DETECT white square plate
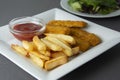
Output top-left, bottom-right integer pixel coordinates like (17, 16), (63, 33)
(0, 8), (120, 80)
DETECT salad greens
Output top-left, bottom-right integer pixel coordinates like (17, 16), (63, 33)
(68, 0), (120, 14)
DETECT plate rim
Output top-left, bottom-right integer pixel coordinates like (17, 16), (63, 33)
(60, 0), (120, 18)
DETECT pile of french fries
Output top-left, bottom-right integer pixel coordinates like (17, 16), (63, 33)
(11, 34), (80, 70)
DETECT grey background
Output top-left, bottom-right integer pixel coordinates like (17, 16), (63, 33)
(0, 0), (120, 80)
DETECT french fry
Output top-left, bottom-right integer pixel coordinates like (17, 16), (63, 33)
(45, 36), (73, 56)
(39, 50), (51, 57)
(11, 44), (29, 57)
(72, 46), (80, 55)
(45, 34), (70, 47)
(30, 42), (38, 51)
(57, 38), (70, 47)
(22, 40), (34, 51)
(29, 51), (50, 60)
(45, 34), (76, 45)
(44, 56), (68, 70)
(63, 49), (73, 57)
(33, 36), (47, 51)
(41, 38), (63, 51)
(29, 53), (44, 68)
(51, 51), (67, 58)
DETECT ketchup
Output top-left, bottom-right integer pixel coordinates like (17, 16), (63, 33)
(14, 23), (41, 32)
(12, 23), (42, 41)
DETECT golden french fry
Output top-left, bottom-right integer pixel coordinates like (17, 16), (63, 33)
(39, 50), (51, 57)
(45, 33), (76, 45)
(29, 51), (50, 60)
(11, 44), (29, 57)
(51, 51), (67, 58)
(72, 46), (80, 55)
(41, 38), (63, 51)
(44, 56), (68, 70)
(29, 53), (44, 68)
(33, 36), (47, 51)
(63, 49), (73, 57)
(45, 36), (73, 56)
(56, 38), (70, 47)
(22, 40), (34, 51)
(30, 42), (38, 51)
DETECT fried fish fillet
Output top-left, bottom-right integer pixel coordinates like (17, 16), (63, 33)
(45, 25), (70, 34)
(70, 28), (101, 46)
(47, 20), (87, 28)
(73, 36), (91, 52)
(86, 33), (101, 46)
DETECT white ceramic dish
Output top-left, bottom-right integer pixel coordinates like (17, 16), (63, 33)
(0, 8), (120, 80)
(60, 0), (120, 18)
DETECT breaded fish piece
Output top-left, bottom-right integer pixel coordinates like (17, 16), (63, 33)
(73, 36), (91, 52)
(70, 28), (101, 46)
(86, 33), (101, 46)
(45, 25), (70, 34)
(70, 28), (89, 37)
(47, 20), (87, 28)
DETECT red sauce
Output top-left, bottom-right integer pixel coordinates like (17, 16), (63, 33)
(12, 23), (42, 41)
(14, 23), (41, 32)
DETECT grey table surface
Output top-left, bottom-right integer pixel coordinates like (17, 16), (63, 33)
(0, 0), (120, 80)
